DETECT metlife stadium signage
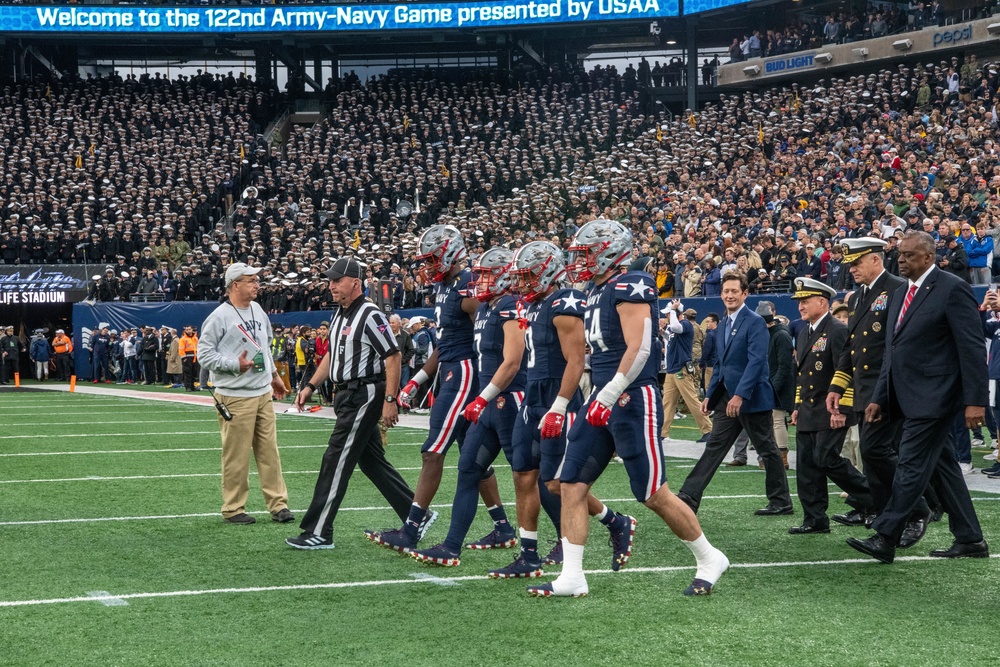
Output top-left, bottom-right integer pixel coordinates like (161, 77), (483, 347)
(0, 1), (683, 34)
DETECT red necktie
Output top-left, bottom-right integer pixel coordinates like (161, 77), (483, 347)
(895, 284), (918, 331)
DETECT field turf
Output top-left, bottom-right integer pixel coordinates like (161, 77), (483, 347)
(0, 388), (997, 666)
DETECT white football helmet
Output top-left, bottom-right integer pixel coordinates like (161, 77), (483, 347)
(470, 248), (514, 302)
(510, 241), (567, 303)
(415, 224), (467, 283)
(567, 219), (633, 282)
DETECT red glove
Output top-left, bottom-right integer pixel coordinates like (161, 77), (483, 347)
(463, 396), (488, 424)
(398, 380), (420, 408)
(540, 411), (565, 439)
(586, 401), (612, 428)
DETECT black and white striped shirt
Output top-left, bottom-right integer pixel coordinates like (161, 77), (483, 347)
(328, 296), (399, 383)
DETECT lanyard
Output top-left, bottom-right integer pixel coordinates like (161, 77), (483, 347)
(230, 303), (260, 348)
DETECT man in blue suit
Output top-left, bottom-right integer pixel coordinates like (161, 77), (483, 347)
(678, 272), (792, 515)
(849, 231), (989, 563)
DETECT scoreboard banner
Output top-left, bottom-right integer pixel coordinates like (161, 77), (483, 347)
(0, 1), (681, 34)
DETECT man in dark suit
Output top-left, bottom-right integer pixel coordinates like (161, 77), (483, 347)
(827, 238), (937, 547)
(788, 278), (873, 534)
(848, 232), (989, 563)
(678, 272), (792, 515)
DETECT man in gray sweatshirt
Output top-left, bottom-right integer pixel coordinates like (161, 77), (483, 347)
(198, 262), (294, 526)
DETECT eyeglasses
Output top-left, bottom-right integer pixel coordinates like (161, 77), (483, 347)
(238, 278), (261, 284)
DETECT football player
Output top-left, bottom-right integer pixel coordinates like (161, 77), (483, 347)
(411, 248), (525, 567)
(528, 220), (729, 598)
(365, 225), (510, 553)
(495, 240), (634, 580)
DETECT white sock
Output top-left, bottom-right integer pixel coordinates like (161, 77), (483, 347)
(561, 537), (586, 578)
(595, 505), (609, 521)
(683, 533), (729, 584)
(519, 527), (538, 540)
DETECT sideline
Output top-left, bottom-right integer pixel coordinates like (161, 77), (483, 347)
(1, 554), (996, 609)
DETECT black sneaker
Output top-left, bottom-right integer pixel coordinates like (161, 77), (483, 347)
(286, 532), (334, 550)
(272, 508), (295, 523)
(980, 462), (1000, 475)
(223, 513), (256, 525)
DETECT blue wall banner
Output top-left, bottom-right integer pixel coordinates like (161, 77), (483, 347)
(0, 1), (679, 34)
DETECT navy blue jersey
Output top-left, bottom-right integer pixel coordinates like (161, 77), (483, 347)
(473, 295), (526, 393)
(524, 287), (586, 382)
(584, 271), (660, 388)
(665, 317), (694, 374)
(433, 268), (475, 363)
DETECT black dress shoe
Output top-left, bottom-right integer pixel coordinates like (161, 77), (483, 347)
(929, 508), (944, 522)
(675, 491), (698, 513)
(898, 513), (931, 549)
(929, 540), (990, 559)
(788, 524), (830, 534)
(846, 533), (895, 564)
(755, 503), (794, 516)
(696, 434), (710, 443)
(832, 509), (867, 527)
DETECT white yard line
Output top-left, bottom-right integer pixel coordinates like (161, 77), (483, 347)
(1, 553), (995, 609)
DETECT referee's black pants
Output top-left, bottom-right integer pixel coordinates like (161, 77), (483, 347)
(299, 381), (414, 539)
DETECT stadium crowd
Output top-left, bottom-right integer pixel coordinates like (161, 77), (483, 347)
(727, 1), (1000, 63)
(4, 43), (1000, 311)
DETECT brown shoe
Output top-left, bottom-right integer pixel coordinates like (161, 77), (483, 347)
(757, 459), (765, 469)
(724, 459), (747, 467)
(223, 513), (256, 525)
(780, 449), (790, 470)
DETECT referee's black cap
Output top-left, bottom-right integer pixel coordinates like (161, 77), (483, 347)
(323, 257), (364, 280)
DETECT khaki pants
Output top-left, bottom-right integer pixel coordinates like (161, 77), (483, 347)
(662, 368), (712, 438)
(217, 392), (289, 518)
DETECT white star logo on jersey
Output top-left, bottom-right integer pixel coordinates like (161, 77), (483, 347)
(561, 294), (582, 311)
(629, 282), (651, 297)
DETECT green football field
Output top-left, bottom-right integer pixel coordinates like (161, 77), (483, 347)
(1, 388), (998, 667)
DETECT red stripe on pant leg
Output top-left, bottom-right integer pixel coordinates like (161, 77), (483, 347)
(429, 360), (473, 453)
(645, 386), (661, 499)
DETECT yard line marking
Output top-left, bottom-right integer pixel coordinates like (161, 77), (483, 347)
(2, 554), (995, 608)
(408, 573), (460, 587)
(0, 496), (805, 527)
(0, 465), (483, 484)
(0, 428), (335, 440)
(5, 419), (220, 427)
(86, 591), (128, 607)
(0, 445), (329, 458)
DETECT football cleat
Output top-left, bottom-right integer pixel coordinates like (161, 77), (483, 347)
(411, 543), (462, 567)
(526, 579), (588, 598)
(488, 555), (544, 579)
(465, 528), (517, 550)
(364, 528), (417, 554)
(417, 510), (439, 542)
(608, 513), (637, 571)
(542, 540), (563, 565)
(683, 578), (716, 596)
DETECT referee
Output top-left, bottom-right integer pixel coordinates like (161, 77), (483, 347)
(286, 257), (416, 550)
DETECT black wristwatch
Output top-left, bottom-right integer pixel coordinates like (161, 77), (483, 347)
(304, 382), (317, 392)
(385, 394), (396, 403)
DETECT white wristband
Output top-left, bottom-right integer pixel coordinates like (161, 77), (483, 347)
(479, 383), (502, 403)
(412, 369), (430, 386)
(548, 395), (570, 415)
(596, 373), (630, 407)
